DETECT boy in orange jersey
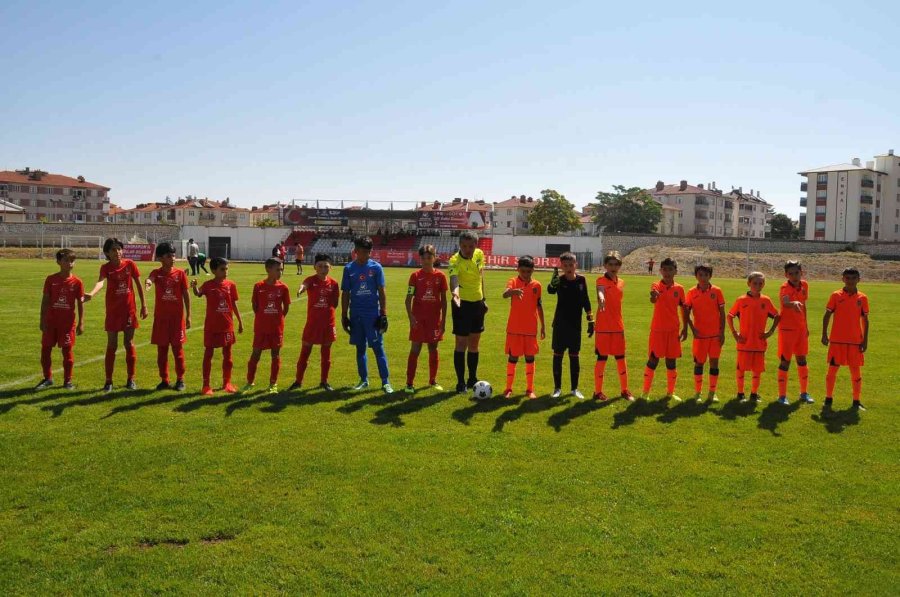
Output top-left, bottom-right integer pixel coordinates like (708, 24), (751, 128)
(502, 256), (545, 399)
(641, 258), (688, 401)
(86, 237), (148, 393)
(727, 272), (779, 403)
(821, 267), (869, 412)
(191, 257), (244, 396)
(242, 258), (291, 394)
(35, 249), (85, 390)
(593, 251), (633, 402)
(684, 264), (726, 403)
(404, 245), (448, 393)
(290, 253), (341, 391)
(776, 260), (814, 405)
(145, 242), (191, 391)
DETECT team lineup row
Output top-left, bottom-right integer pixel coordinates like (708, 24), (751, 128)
(35, 234), (870, 412)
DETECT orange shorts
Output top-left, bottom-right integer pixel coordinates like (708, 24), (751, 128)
(692, 337), (722, 363)
(778, 329), (809, 361)
(595, 332), (626, 356)
(253, 332), (284, 350)
(506, 333), (539, 357)
(737, 351), (766, 373)
(649, 330), (681, 359)
(827, 343), (864, 367)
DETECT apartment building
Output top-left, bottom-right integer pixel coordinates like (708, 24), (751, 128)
(649, 180), (770, 238)
(113, 198), (251, 226)
(491, 195), (537, 234)
(0, 168), (110, 223)
(799, 151), (900, 241)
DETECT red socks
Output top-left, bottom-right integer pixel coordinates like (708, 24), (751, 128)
(709, 370), (718, 393)
(173, 344), (185, 381)
(41, 346), (52, 380)
(825, 365), (838, 397)
(428, 350), (438, 385)
(694, 372), (703, 394)
(406, 353), (418, 386)
(104, 346), (116, 384)
(616, 358), (628, 392)
(295, 344), (313, 385)
(247, 354), (260, 384)
(642, 366), (654, 394)
(666, 368), (677, 395)
(157, 345), (170, 383)
(777, 369), (788, 397)
(525, 361), (535, 391)
(125, 344), (136, 380)
(270, 356), (280, 386)
(222, 345), (233, 386)
(505, 362), (516, 391)
(594, 359), (606, 394)
(736, 371), (746, 394)
(849, 364), (862, 400)
(798, 364), (809, 394)
(202, 348), (213, 387)
(751, 373), (761, 394)
(320, 345), (331, 384)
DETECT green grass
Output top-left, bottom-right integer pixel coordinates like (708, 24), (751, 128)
(0, 258), (898, 594)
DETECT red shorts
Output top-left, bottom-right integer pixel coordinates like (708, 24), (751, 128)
(778, 329), (809, 361)
(105, 309), (138, 332)
(595, 332), (626, 356)
(692, 337), (722, 363)
(42, 325), (76, 349)
(737, 351), (766, 373)
(827, 343), (864, 367)
(506, 333), (539, 357)
(649, 330), (682, 359)
(410, 318), (443, 344)
(151, 318), (186, 346)
(204, 330), (235, 348)
(253, 332), (284, 350)
(302, 322), (337, 345)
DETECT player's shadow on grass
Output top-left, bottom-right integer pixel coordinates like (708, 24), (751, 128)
(174, 392), (242, 413)
(451, 396), (521, 426)
(611, 396), (670, 429)
(492, 394), (568, 432)
(0, 387), (58, 400)
(336, 390), (404, 415)
(41, 389), (155, 418)
(0, 389), (94, 415)
(715, 397), (758, 421)
(810, 406), (860, 434)
(656, 397), (710, 424)
(547, 397), (618, 432)
(103, 391), (197, 418)
(756, 401), (801, 436)
(370, 390), (455, 427)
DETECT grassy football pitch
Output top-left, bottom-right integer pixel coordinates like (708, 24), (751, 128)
(0, 258), (897, 594)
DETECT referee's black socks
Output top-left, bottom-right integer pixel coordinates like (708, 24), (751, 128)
(466, 352), (479, 386)
(454, 351), (466, 385)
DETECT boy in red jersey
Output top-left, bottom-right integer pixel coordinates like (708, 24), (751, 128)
(86, 237), (147, 392)
(145, 242), (191, 391)
(594, 251), (633, 402)
(821, 267), (869, 412)
(242, 258), (291, 394)
(404, 244), (448, 393)
(641, 258), (688, 401)
(289, 253), (340, 391)
(502, 256), (545, 399)
(727, 272), (779, 403)
(35, 249), (85, 390)
(192, 257), (244, 395)
(684, 264), (726, 403)
(776, 260), (814, 405)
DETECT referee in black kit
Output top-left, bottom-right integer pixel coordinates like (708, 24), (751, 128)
(547, 252), (593, 399)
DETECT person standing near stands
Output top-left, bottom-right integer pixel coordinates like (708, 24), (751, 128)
(187, 238), (200, 276)
(448, 230), (486, 394)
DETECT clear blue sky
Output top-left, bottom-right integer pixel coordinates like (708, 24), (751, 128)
(2, 0), (898, 218)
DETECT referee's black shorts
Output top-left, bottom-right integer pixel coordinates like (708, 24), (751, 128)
(452, 299), (486, 336)
(552, 324), (582, 354)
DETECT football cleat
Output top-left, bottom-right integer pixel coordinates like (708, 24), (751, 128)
(34, 378), (54, 390)
(572, 389), (585, 400)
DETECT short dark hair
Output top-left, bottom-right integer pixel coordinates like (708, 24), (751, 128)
(56, 248), (76, 262)
(660, 257), (677, 269)
(155, 242), (175, 258)
(314, 253), (331, 264)
(517, 255), (535, 268)
(419, 244), (436, 257)
(103, 237), (124, 254)
(784, 260), (802, 272)
(842, 267), (861, 278)
(559, 252), (576, 263)
(459, 230), (478, 244)
(188, 238), (194, 243)
(210, 256), (228, 270)
(353, 236), (373, 250)
(603, 251), (622, 265)
(694, 263), (713, 276)
(264, 257), (283, 270)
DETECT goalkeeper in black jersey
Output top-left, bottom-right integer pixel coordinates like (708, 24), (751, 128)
(547, 252), (594, 398)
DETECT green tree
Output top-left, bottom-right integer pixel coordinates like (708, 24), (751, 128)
(590, 185), (662, 233)
(769, 213), (799, 239)
(526, 189), (582, 235)
(255, 218), (279, 228)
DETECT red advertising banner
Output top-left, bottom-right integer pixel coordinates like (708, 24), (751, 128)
(360, 251), (558, 269)
(485, 254), (560, 269)
(123, 243), (155, 261)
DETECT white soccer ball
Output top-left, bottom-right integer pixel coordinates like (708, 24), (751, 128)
(472, 380), (493, 400)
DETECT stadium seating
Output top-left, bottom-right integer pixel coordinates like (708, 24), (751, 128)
(283, 230), (316, 251)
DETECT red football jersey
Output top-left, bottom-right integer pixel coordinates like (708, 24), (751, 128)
(407, 269), (447, 321)
(100, 259), (140, 317)
(252, 280), (291, 335)
(43, 273), (84, 328)
(149, 267), (188, 320)
(303, 275), (339, 327)
(198, 279), (239, 334)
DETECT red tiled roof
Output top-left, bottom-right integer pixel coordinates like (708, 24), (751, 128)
(417, 201), (491, 212)
(0, 170), (109, 190)
(493, 197), (538, 208)
(647, 183), (716, 196)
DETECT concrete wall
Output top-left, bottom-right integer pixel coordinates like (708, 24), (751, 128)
(0, 222), (179, 246)
(181, 225), (292, 261)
